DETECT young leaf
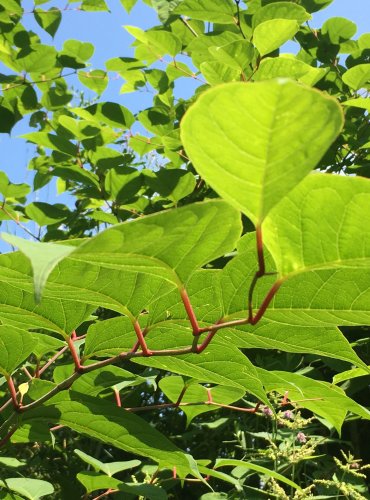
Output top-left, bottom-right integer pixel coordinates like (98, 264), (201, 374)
(181, 80), (343, 225)
(75, 449), (141, 476)
(1, 234), (75, 302)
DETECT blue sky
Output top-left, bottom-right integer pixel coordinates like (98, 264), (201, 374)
(0, 0), (369, 248)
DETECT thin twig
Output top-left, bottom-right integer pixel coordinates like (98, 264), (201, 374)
(0, 205), (41, 241)
(180, 16), (199, 37)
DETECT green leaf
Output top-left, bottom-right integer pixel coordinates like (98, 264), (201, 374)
(214, 459), (301, 491)
(254, 19), (300, 57)
(138, 106), (174, 135)
(105, 166), (142, 203)
(69, 200), (241, 286)
(53, 363), (145, 396)
(187, 31), (239, 68)
(125, 26), (181, 58)
(208, 40), (255, 71)
(81, 0), (109, 11)
(0, 325), (34, 376)
(32, 333), (65, 360)
(15, 44), (57, 74)
(342, 63), (370, 90)
(253, 56), (327, 86)
(118, 483), (168, 500)
(152, 0), (182, 22)
(321, 16), (357, 44)
(25, 202), (70, 226)
(1, 234), (75, 302)
(21, 132), (78, 157)
(174, 0), (235, 23)
(181, 80), (343, 225)
(120, 0), (137, 13)
(200, 61), (240, 85)
(75, 449), (141, 476)
(299, 0), (334, 12)
(34, 7), (62, 37)
(74, 102), (135, 130)
(78, 70), (108, 95)
(0, 457), (26, 468)
(0, 100), (16, 133)
(333, 367), (370, 385)
(58, 39), (94, 69)
(146, 168), (196, 202)
(58, 116), (101, 140)
(253, 2), (311, 27)
(76, 472), (120, 494)
(342, 98), (370, 112)
(0, 478), (54, 500)
(263, 174), (370, 276)
(22, 391), (194, 476)
(0, 172), (30, 199)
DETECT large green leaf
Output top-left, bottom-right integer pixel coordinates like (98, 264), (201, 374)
(68, 200), (241, 286)
(220, 232), (370, 328)
(22, 391), (195, 476)
(263, 174), (370, 276)
(181, 80), (343, 225)
(2, 201), (240, 301)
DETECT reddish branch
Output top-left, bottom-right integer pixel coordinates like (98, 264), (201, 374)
(0, 225), (283, 442)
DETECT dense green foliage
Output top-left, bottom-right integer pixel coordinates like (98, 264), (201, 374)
(0, 0), (370, 498)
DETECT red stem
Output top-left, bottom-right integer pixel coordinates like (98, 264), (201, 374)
(133, 320), (152, 356)
(67, 335), (81, 371)
(113, 387), (122, 407)
(130, 327), (148, 353)
(250, 279), (283, 325)
(6, 376), (19, 410)
(180, 287), (199, 334)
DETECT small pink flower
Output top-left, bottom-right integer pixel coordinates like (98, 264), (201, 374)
(283, 410), (293, 420)
(263, 406), (273, 417)
(296, 432), (307, 444)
